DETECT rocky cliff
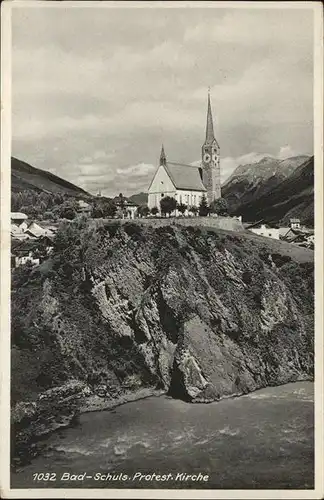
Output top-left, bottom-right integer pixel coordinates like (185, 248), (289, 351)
(11, 219), (314, 464)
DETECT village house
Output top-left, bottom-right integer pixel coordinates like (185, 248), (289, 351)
(11, 212), (29, 234)
(11, 240), (40, 268)
(11, 224), (31, 240)
(279, 219), (307, 240)
(11, 212), (28, 226)
(24, 221), (55, 239)
(279, 218), (314, 248)
(11, 237), (54, 269)
(114, 198), (138, 219)
(77, 199), (92, 216)
(247, 217), (314, 248)
(290, 218), (301, 230)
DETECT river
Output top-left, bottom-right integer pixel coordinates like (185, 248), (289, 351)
(12, 381), (314, 490)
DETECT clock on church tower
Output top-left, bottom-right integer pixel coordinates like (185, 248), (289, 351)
(201, 91), (221, 204)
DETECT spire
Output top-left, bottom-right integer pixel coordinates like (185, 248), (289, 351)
(205, 89), (215, 144)
(160, 144), (166, 166)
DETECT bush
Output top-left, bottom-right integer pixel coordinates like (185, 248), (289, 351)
(123, 222), (145, 241)
(210, 197), (228, 215)
(105, 222), (120, 237)
(199, 195), (210, 216)
(177, 203), (187, 215)
(160, 196), (176, 216)
(189, 206), (198, 216)
(137, 205), (150, 217)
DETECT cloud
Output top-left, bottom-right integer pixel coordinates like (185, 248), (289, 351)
(116, 163), (155, 177)
(277, 145), (298, 159)
(11, 6), (314, 197)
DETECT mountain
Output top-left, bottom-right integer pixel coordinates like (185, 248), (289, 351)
(222, 155), (310, 213)
(128, 192), (148, 206)
(236, 156), (314, 226)
(11, 157), (90, 197)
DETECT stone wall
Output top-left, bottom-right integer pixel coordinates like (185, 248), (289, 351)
(114, 216), (245, 232)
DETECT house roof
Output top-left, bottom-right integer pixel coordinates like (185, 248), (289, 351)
(11, 232), (30, 241)
(11, 224), (23, 234)
(11, 212), (28, 220)
(11, 239), (40, 255)
(25, 222), (54, 238)
(164, 162), (207, 192)
(250, 224), (278, 231)
(278, 227), (291, 238)
(78, 200), (91, 208)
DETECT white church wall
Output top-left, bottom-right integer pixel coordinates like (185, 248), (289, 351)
(148, 165), (177, 209)
(175, 190), (205, 208)
(148, 165), (206, 213)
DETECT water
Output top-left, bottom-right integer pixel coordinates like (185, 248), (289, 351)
(12, 382), (314, 489)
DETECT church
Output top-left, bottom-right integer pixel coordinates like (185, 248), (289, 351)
(147, 91), (221, 213)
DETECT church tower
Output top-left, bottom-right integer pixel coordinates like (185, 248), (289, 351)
(202, 90), (221, 203)
(160, 144), (167, 166)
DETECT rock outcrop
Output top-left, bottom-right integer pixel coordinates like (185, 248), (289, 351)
(11, 220), (314, 464)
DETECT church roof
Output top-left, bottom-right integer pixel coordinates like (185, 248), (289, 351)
(164, 162), (206, 192)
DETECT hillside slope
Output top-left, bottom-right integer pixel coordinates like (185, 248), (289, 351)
(222, 155), (309, 213)
(11, 221), (314, 464)
(11, 157), (90, 197)
(236, 156), (314, 225)
(128, 192), (148, 206)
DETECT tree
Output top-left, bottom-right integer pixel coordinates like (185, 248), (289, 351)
(160, 196), (177, 216)
(117, 193), (127, 219)
(53, 200), (78, 220)
(103, 201), (117, 218)
(137, 205), (150, 217)
(199, 195), (210, 216)
(210, 197), (229, 216)
(91, 203), (104, 219)
(176, 203), (187, 215)
(54, 194), (64, 205)
(118, 193), (125, 208)
(141, 206), (150, 217)
(189, 206), (198, 216)
(151, 206), (159, 216)
(43, 211), (56, 221)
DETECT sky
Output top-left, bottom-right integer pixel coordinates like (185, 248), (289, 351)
(11, 4), (314, 197)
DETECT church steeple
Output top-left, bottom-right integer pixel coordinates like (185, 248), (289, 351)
(160, 144), (166, 166)
(201, 89), (221, 203)
(205, 89), (215, 145)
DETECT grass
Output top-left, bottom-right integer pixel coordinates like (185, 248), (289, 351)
(195, 225), (314, 264)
